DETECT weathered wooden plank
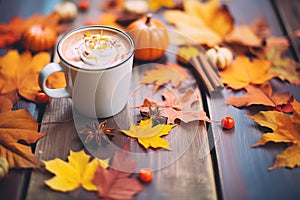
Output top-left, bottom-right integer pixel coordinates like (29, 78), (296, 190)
(26, 98), (88, 200)
(271, 0), (300, 61)
(208, 0), (300, 199)
(26, 64), (217, 200)
(26, 0), (218, 198)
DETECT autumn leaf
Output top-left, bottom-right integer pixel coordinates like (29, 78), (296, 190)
(219, 55), (275, 90)
(225, 18), (289, 49)
(270, 144), (300, 171)
(0, 92), (15, 112)
(133, 89), (210, 124)
(249, 18), (289, 49)
(264, 47), (300, 85)
(164, 0), (234, 46)
(0, 110), (45, 168)
(225, 25), (262, 47)
(247, 100), (300, 170)
(0, 13), (65, 48)
(44, 150), (109, 192)
(226, 82), (293, 113)
(250, 18), (270, 38)
(120, 119), (176, 150)
(93, 149), (145, 200)
(0, 50), (65, 103)
(148, 0), (175, 11)
(140, 63), (189, 93)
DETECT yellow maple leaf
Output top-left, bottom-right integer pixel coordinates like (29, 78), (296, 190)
(148, 0), (175, 11)
(164, 0), (234, 46)
(219, 55), (275, 90)
(44, 150), (109, 192)
(247, 100), (300, 170)
(120, 119), (176, 150)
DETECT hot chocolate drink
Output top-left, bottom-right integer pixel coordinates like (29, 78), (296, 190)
(39, 26), (134, 118)
(59, 26), (132, 70)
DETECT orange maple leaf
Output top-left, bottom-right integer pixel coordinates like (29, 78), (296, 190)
(0, 13), (65, 48)
(226, 82), (293, 113)
(219, 55), (276, 90)
(0, 110), (45, 168)
(140, 63), (189, 93)
(0, 50), (65, 103)
(247, 100), (300, 170)
(164, 0), (234, 46)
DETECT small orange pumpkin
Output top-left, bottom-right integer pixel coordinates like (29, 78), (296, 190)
(21, 25), (57, 52)
(127, 14), (169, 61)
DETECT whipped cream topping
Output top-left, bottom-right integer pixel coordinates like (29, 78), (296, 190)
(75, 30), (127, 67)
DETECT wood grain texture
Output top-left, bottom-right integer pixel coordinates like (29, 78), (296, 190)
(207, 0), (300, 199)
(26, 64), (217, 200)
(26, 98), (88, 200)
(272, 0), (300, 61)
(25, 0), (217, 199)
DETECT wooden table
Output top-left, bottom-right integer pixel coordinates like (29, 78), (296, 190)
(0, 0), (300, 200)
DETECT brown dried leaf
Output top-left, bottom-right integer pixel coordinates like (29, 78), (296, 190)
(226, 82), (293, 113)
(134, 89), (210, 124)
(93, 149), (145, 199)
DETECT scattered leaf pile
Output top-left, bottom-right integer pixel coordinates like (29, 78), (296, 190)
(44, 149), (145, 199)
(44, 150), (109, 192)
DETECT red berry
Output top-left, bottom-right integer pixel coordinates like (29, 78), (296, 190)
(78, 0), (89, 11)
(221, 116), (235, 129)
(35, 92), (50, 104)
(139, 168), (153, 183)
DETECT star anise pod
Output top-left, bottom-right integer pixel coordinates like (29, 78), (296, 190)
(140, 107), (168, 126)
(78, 120), (115, 146)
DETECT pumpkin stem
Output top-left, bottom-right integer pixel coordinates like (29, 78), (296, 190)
(145, 13), (152, 26)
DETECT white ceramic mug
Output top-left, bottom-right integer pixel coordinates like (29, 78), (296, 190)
(39, 26), (134, 118)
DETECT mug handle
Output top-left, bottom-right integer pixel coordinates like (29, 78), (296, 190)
(38, 63), (71, 98)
